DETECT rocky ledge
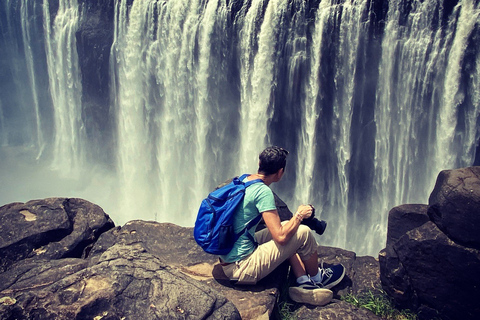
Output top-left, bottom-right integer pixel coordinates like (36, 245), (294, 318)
(0, 199), (381, 319)
(1, 166), (479, 319)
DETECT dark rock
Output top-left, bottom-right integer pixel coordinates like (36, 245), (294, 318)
(386, 204), (430, 246)
(351, 256), (381, 296)
(428, 166), (480, 249)
(295, 299), (382, 320)
(380, 167), (480, 320)
(0, 198), (114, 272)
(380, 221), (480, 320)
(317, 246), (381, 298)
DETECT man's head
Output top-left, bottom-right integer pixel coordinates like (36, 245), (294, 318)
(258, 146), (289, 176)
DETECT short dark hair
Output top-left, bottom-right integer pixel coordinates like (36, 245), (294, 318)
(258, 146), (289, 175)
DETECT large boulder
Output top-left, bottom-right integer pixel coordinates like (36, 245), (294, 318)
(0, 198), (114, 272)
(380, 167), (480, 320)
(428, 166), (480, 249)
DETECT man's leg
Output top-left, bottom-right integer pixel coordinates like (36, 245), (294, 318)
(228, 224), (318, 284)
(289, 250), (319, 279)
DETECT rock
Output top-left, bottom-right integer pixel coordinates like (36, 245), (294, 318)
(386, 204), (430, 246)
(0, 243), (239, 319)
(89, 220), (284, 320)
(0, 198), (114, 272)
(295, 299), (382, 320)
(380, 168), (480, 320)
(0, 196), (384, 320)
(428, 166), (480, 249)
(317, 246), (381, 298)
(381, 221), (480, 320)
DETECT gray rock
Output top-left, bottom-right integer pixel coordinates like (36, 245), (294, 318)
(0, 196), (385, 320)
(90, 220), (284, 320)
(0, 243), (239, 319)
(428, 166), (480, 250)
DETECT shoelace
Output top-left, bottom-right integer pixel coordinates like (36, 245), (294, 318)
(319, 262), (333, 282)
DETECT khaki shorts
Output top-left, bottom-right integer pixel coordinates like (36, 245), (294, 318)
(222, 223), (317, 285)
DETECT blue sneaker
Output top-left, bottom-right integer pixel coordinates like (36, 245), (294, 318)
(314, 263), (345, 289)
(288, 279), (333, 306)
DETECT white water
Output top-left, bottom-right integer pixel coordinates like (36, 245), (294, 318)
(373, 0), (480, 252)
(294, 0), (371, 252)
(1, 0), (479, 256)
(437, 0), (480, 169)
(43, 0), (85, 175)
(21, 0), (45, 158)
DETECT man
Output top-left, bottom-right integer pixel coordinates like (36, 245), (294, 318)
(220, 146), (345, 305)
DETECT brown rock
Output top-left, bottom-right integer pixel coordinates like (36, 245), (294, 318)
(386, 204), (430, 246)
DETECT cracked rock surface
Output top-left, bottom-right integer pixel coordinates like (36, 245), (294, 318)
(0, 198), (240, 319)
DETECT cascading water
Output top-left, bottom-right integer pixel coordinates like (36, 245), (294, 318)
(20, 0), (45, 158)
(43, 0), (85, 175)
(372, 0), (480, 253)
(0, 0), (479, 256)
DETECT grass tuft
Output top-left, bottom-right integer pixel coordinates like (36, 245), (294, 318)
(341, 289), (418, 320)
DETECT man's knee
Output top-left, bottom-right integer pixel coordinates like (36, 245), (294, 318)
(297, 224), (313, 240)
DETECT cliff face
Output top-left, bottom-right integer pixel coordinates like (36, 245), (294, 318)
(76, 0), (116, 162)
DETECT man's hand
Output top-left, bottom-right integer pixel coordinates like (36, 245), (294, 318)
(295, 205), (313, 219)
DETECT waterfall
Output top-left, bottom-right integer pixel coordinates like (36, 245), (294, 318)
(20, 0), (45, 158)
(43, 0), (84, 174)
(294, 0), (372, 252)
(0, 0), (479, 256)
(238, 0), (291, 170)
(373, 0), (480, 252)
(437, 0), (480, 169)
(111, 0), (238, 222)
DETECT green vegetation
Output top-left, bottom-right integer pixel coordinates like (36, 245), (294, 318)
(341, 289), (418, 320)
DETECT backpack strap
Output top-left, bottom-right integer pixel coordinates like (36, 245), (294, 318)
(232, 174), (264, 247)
(236, 173), (263, 187)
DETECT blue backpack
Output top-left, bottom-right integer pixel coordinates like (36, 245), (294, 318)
(194, 174), (263, 255)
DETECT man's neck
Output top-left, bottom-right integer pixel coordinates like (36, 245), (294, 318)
(249, 173), (275, 186)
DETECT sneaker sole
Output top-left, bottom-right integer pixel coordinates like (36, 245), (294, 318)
(288, 287), (333, 306)
(322, 266), (346, 289)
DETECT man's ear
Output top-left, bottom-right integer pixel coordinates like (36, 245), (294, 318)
(276, 168), (285, 180)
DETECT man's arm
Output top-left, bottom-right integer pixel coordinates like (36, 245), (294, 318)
(262, 205), (312, 245)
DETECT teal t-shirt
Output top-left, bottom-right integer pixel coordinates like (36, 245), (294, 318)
(219, 177), (276, 263)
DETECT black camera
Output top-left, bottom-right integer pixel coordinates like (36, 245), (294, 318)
(301, 205), (327, 235)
